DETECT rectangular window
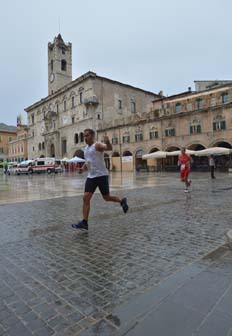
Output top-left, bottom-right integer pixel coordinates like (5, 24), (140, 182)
(131, 101), (136, 113)
(56, 104), (59, 113)
(0, 136), (2, 142)
(197, 99), (203, 110)
(222, 92), (229, 104)
(72, 116), (75, 124)
(37, 161), (45, 166)
(197, 124), (202, 133)
(64, 101), (66, 111)
(175, 103), (181, 113)
(123, 136), (130, 143)
(0, 148), (3, 154)
(112, 137), (118, 145)
(221, 120), (226, 130)
(165, 128), (175, 137)
(118, 100), (122, 109)
(9, 137), (12, 142)
(190, 125), (201, 134)
(149, 131), (158, 139)
(80, 92), (83, 104)
(71, 96), (75, 108)
(135, 133), (143, 142)
(187, 103), (192, 111)
(213, 121), (226, 131)
(31, 114), (34, 124)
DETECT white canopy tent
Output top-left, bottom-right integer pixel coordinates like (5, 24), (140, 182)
(142, 151), (167, 160)
(194, 147), (232, 156)
(166, 149), (196, 156)
(67, 156), (85, 163)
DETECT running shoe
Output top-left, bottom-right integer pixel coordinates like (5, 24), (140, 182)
(184, 189), (189, 193)
(71, 220), (88, 230)
(120, 197), (129, 213)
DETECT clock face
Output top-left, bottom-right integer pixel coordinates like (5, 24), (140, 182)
(50, 73), (55, 82)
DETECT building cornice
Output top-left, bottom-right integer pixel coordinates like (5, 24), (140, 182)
(25, 71), (160, 112)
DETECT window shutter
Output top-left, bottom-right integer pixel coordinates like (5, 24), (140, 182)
(197, 125), (201, 133)
(213, 122), (216, 131)
(221, 120), (226, 130)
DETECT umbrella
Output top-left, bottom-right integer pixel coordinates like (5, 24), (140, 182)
(142, 151), (167, 160)
(166, 149), (196, 156)
(67, 156), (85, 163)
(195, 147), (232, 156)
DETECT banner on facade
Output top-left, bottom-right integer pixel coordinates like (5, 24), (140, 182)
(122, 156), (133, 163)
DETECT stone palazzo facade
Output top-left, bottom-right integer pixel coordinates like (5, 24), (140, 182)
(98, 81), (232, 171)
(25, 35), (159, 161)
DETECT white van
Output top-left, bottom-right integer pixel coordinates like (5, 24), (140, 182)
(28, 158), (62, 174)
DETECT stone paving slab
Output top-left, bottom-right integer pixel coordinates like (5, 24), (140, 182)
(0, 174), (232, 335)
(108, 247), (232, 336)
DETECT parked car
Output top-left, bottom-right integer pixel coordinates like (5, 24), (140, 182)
(7, 163), (19, 175)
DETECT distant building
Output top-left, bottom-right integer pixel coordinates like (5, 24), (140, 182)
(97, 81), (232, 171)
(8, 126), (30, 162)
(25, 34), (159, 160)
(0, 123), (17, 162)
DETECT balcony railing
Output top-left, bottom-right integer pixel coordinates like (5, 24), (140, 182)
(84, 96), (99, 106)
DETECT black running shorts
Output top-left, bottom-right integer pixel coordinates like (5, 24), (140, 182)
(84, 175), (109, 195)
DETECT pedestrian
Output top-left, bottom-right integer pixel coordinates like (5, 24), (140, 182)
(209, 155), (216, 179)
(178, 147), (193, 193)
(72, 129), (129, 230)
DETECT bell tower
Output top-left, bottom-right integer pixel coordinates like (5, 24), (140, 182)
(48, 34), (72, 95)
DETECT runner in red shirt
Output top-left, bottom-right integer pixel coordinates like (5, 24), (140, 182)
(178, 147), (193, 192)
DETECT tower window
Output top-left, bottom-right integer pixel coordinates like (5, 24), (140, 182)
(62, 47), (66, 55)
(51, 60), (53, 71)
(64, 100), (66, 111)
(61, 60), (67, 71)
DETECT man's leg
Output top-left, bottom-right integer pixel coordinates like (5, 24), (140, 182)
(102, 194), (121, 203)
(83, 192), (93, 221)
(71, 178), (96, 230)
(99, 176), (129, 212)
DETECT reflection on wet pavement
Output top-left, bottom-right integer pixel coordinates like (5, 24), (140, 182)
(0, 171), (175, 204)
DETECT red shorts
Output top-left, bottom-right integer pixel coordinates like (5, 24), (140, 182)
(180, 167), (189, 179)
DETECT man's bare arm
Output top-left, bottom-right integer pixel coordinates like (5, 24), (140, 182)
(95, 135), (112, 152)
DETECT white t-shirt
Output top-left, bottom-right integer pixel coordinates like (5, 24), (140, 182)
(84, 143), (108, 178)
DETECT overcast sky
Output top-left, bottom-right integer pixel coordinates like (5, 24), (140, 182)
(0, 0), (231, 126)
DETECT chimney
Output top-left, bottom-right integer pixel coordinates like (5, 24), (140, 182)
(188, 87), (192, 92)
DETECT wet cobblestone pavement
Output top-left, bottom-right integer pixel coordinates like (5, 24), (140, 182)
(0, 172), (232, 335)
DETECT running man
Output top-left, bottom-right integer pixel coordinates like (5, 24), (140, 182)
(72, 129), (129, 230)
(178, 147), (193, 192)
